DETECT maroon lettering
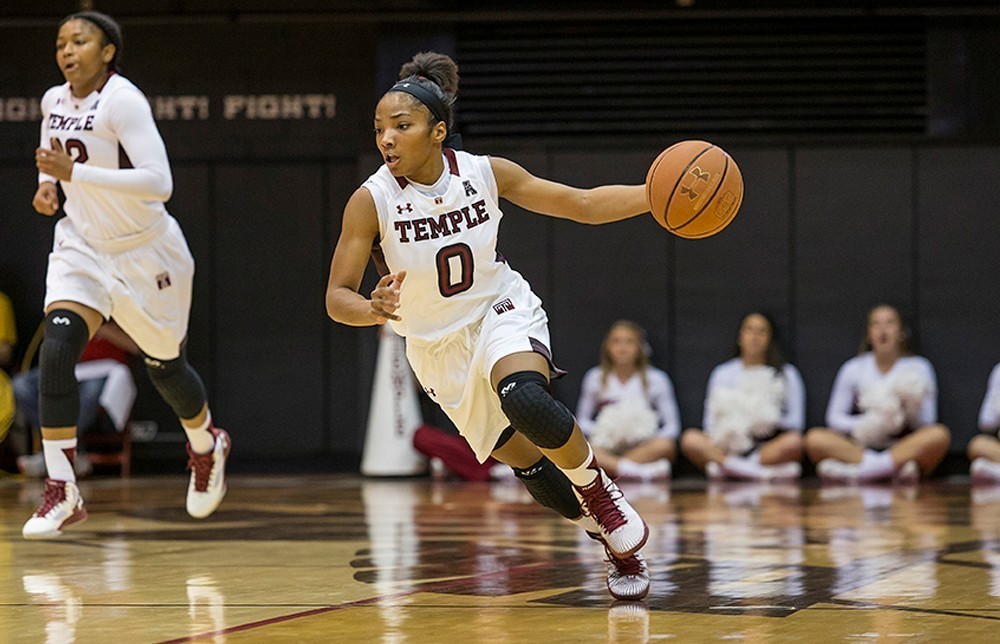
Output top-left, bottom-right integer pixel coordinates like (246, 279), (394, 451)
(393, 220), (412, 243)
(412, 218), (429, 242)
(427, 214), (452, 239)
(472, 199), (490, 225)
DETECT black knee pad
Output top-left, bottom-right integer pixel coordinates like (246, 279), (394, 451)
(144, 347), (206, 420)
(513, 456), (582, 521)
(497, 371), (575, 449)
(38, 309), (90, 427)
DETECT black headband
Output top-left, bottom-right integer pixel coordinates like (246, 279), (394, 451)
(390, 80), (448, 124)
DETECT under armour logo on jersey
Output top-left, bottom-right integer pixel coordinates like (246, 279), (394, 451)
(156, 272), (172, 290)
(462, 180), (477, 197)
(397, 203), (413, 215)
(500, 382), (517, 397)
(52, 316), (72, 326)
(492, 298), (515, 315)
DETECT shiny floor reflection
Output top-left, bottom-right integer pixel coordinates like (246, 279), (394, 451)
(3, 475), (1000, 642)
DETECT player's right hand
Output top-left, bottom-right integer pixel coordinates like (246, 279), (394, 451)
(369, 271), (406, 324)
(32, 181), (59, 216)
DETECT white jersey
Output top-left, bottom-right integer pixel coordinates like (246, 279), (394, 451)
(825, 353), (937, 433)
(38, 73), (173, 245)
(980, 363), (1000, 433)
(365, 148), (528, 342)
(702, 358), (806, 433)
(576, 367), (681, 440)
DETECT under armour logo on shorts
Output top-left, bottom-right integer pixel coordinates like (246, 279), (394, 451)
(423, 386), (436, 398)
(156, 272), (172, 290)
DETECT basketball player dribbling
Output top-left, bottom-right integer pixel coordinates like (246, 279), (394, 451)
(326, 52), (653, 600)
(24, 11), (231, 538)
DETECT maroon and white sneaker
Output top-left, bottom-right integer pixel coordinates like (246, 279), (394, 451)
(588, 531), (650, 600)
(574, 459), (649, 557)
(186, 428), (231, 519)
(22, 479), (88, 539)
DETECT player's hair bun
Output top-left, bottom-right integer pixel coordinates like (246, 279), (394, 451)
(400, 52), (460, 98)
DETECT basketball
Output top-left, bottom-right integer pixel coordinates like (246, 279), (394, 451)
(645, 140), (744, 239)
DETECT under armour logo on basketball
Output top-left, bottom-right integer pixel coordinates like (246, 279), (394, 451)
(397, 203), (413, 215)
(463, 180), (477, 197)
(52, 316), (71, 326)
(500, 382), (517, 397)
(156, 272), (172, 290)
(678, 166), (712, 200)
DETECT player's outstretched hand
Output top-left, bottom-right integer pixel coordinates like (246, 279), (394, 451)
(32, 181), (60, 216)
(369, 271), (407, 324)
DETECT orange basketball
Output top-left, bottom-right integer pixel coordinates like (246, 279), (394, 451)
(645, 140), (744, 239)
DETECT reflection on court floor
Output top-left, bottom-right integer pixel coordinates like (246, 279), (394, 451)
(2, 475), (1000, 642)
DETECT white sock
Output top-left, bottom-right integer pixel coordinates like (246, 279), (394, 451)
(572, 513), (601, 535)
(42, 437), (77, 483)
(562, 446), (599, 487)
(858, 449), (895, 481)
(723, 454), (765, 480)
(973, 458), (1000, 481)
(619, 458), (671, 481)
(616, 458), (645, 478)
(183, 411), (215, 454)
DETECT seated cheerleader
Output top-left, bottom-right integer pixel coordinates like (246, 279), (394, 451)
(969, 362), (1000, 484)
(805, 304), (951, 484)
(575, 320), (679, 481)
(680, 312), (805, 482)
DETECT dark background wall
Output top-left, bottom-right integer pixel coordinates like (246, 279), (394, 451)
(1, 2), (998, 473)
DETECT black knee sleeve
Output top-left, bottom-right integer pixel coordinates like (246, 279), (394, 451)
(144, 347), (207, 420)
(38, 309), (90, 427)
(497, 371), (574, 449)
(513, 456), (582, 521)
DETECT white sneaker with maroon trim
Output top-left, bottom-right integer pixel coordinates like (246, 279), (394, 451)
(186, 428), (231, 519)
(574, 460), (649, 558)
(587, 531), (650, 600)
(22, 479), (88, 539)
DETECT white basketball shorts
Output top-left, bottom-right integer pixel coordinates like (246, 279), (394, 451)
(405, 277), (556, 463)
(44, 215), (194, 360)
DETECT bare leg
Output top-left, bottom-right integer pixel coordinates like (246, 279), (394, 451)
(968, 434), (1000, 462)
(804, 428), (864, 464)
(680, 428), (726, 472)
(622, 437), (677, 464)
(888, 424), (950, 476)
(758, 432), (803, 466)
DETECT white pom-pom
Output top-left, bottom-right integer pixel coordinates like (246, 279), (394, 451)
(706, 366), (785, 454)
(853, 364), (931, 448)
(590, 398), (658, 452)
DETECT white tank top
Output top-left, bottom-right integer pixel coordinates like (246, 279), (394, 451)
(364, 149), (526, 342)
(39, 73), (173, 244)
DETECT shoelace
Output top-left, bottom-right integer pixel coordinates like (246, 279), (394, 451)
(580, 475), (626, 533)
(606, 547), (643, 576)
(37, 479), (67, 516)
(187, 448), (214, 492)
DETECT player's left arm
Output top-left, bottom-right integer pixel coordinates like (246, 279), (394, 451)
(490, 156), (648, 225)
(63, 89), (173, 201)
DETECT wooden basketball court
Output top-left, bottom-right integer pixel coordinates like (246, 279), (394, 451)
(3, 474), (1000, 642)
